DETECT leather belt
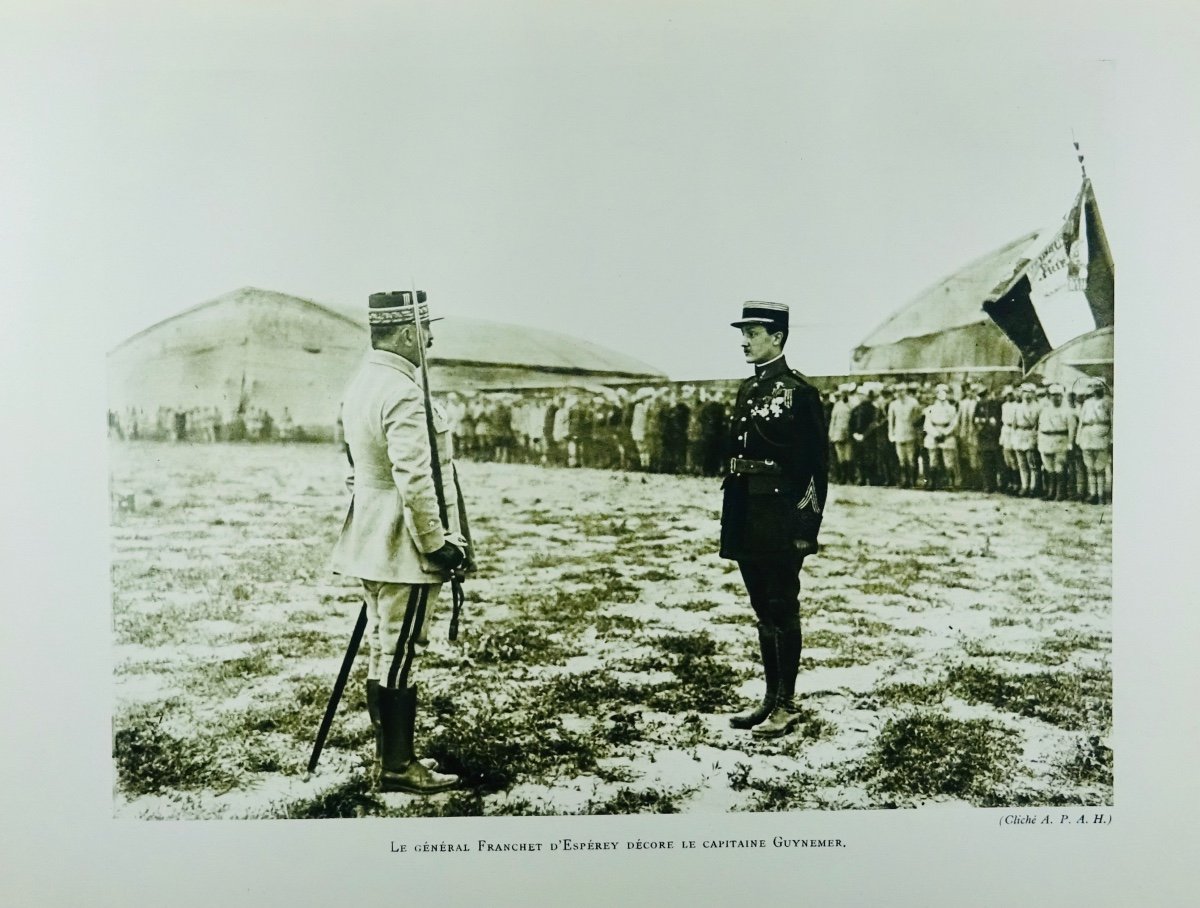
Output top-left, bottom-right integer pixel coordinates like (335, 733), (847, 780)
(1038, 429), (1068, 435)
(729, 457), (782, 476)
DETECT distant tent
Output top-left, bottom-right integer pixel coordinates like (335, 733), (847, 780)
(1025, 326), (1113, 391)
(850, 233), (1038, 376)
(107, 287), (666, 440)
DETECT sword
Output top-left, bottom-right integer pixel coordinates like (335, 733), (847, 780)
(409, 285), (471, 640)
(304, 601), (367, 777)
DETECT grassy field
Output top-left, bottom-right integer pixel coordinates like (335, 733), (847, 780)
(110, 441), (1112, 818)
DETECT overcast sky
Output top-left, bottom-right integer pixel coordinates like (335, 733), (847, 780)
(8, 2), (1125, 379)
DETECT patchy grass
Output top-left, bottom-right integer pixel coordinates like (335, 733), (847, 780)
(734, 770), (822, 812)
(277, 775), (383, 819)
(113, 707), (240, 796)
(854, 712), (1020, 805)
(945, 663), (1111, 731)
(110, 445), (1112, 817)
(586, 786), (689, 814)
(468, 624), (569, 666)
(1057, 734), (1113, 788)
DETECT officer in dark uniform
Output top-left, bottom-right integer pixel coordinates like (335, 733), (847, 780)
(720, 301), (829, 739)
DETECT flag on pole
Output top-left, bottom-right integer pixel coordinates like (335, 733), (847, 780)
(984, 174), (1114, 367)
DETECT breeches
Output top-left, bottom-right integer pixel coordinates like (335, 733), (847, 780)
(737, 557), (804, 632)
(927, 447), (957, 470)
(834, 441), (853, 463)
(962, 441), (982, 471)
(1081, 448), (1112, 471)
(361, 580), (443, 688)
(894, 441), (916, 467)
(1040, 451), (1066, 473)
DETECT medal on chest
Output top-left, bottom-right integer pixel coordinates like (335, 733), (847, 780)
(750, 381), (792, 420)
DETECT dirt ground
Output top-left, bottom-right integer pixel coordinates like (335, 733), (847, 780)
(109, 441), (1112, 819)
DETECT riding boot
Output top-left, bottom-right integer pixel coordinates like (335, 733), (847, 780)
(752, 628), (803, 739)
(369, 679), (438, 771)
(378, 685), (459, 795)
(366, 678), (382, 760)
(729, 626), (778, 729)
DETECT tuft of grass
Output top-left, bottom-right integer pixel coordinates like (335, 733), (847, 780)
(1057, 734), (1113, 787)
(586, 786), (685, 814)
(737, 770), (821, 812)
(424, 690), (603, 793)
(391, 790), (486, 818)
(278, 775), (383, 819)
(469, 624), (567, 666)
(945, 663), (1111, 731)
(626, 634), (747, 713)
(853, 712), (1019, 805)
(636, 568), (677, 582)
(605, 711), (642, 746)
(113, 708), (240, 796)
(656, 632), (718, 658)
(873, 681), (945, 708)
(593, 613), (645, 634)
(422, 708), (531, 792)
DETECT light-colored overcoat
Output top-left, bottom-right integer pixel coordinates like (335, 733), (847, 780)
(329, 349), (461, 584)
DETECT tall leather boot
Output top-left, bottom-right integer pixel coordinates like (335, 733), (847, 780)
(729, 626), (779, 729)
(753, 628), (803, 739)
(378, 685), (459, 795)
(366, 678), (382, 760)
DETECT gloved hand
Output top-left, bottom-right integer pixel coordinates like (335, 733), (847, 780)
(426, 539), (465, 571)
(792, 538), (817, 557)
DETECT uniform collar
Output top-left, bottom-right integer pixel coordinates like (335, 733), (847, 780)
(753, 354), (789, 380)
(367, 348), (419, 380)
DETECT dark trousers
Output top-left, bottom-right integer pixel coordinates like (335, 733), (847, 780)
(737, 555), (805, 701)
(737, 555), (804, 633)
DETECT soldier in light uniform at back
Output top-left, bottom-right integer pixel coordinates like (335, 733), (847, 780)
(1036, 384), (1078, 501)
(999, 386), (1019, 494)
(1077, 377), (1113, 505)
(921, 385), (959, 490)
(1010, 383), (1040, 496)
(827, 386), (854, 484)
(887, 383), (920, 488)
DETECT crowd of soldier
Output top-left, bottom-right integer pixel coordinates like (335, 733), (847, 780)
(445, 376), (1112, 506)
(824, 377), (1113, 504)
(108, 377), (1112, 507)
(439, 386), (736, 477)
(107, 405), (299, 443)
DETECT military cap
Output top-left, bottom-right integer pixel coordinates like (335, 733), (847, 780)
(731, 300), (789, 331)
(368, 290), (441, 326)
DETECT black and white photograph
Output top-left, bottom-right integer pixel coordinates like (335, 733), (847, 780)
(5, 2), (1199, 906)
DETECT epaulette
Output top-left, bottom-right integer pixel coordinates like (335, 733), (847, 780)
(790, 369), (814, 388)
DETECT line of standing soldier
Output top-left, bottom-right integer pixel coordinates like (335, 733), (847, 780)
(825, 378), (1112, 504)
(443, 386), (735, 477)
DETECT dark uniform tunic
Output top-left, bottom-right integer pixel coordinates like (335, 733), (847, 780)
(720, 356), (829, 630)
